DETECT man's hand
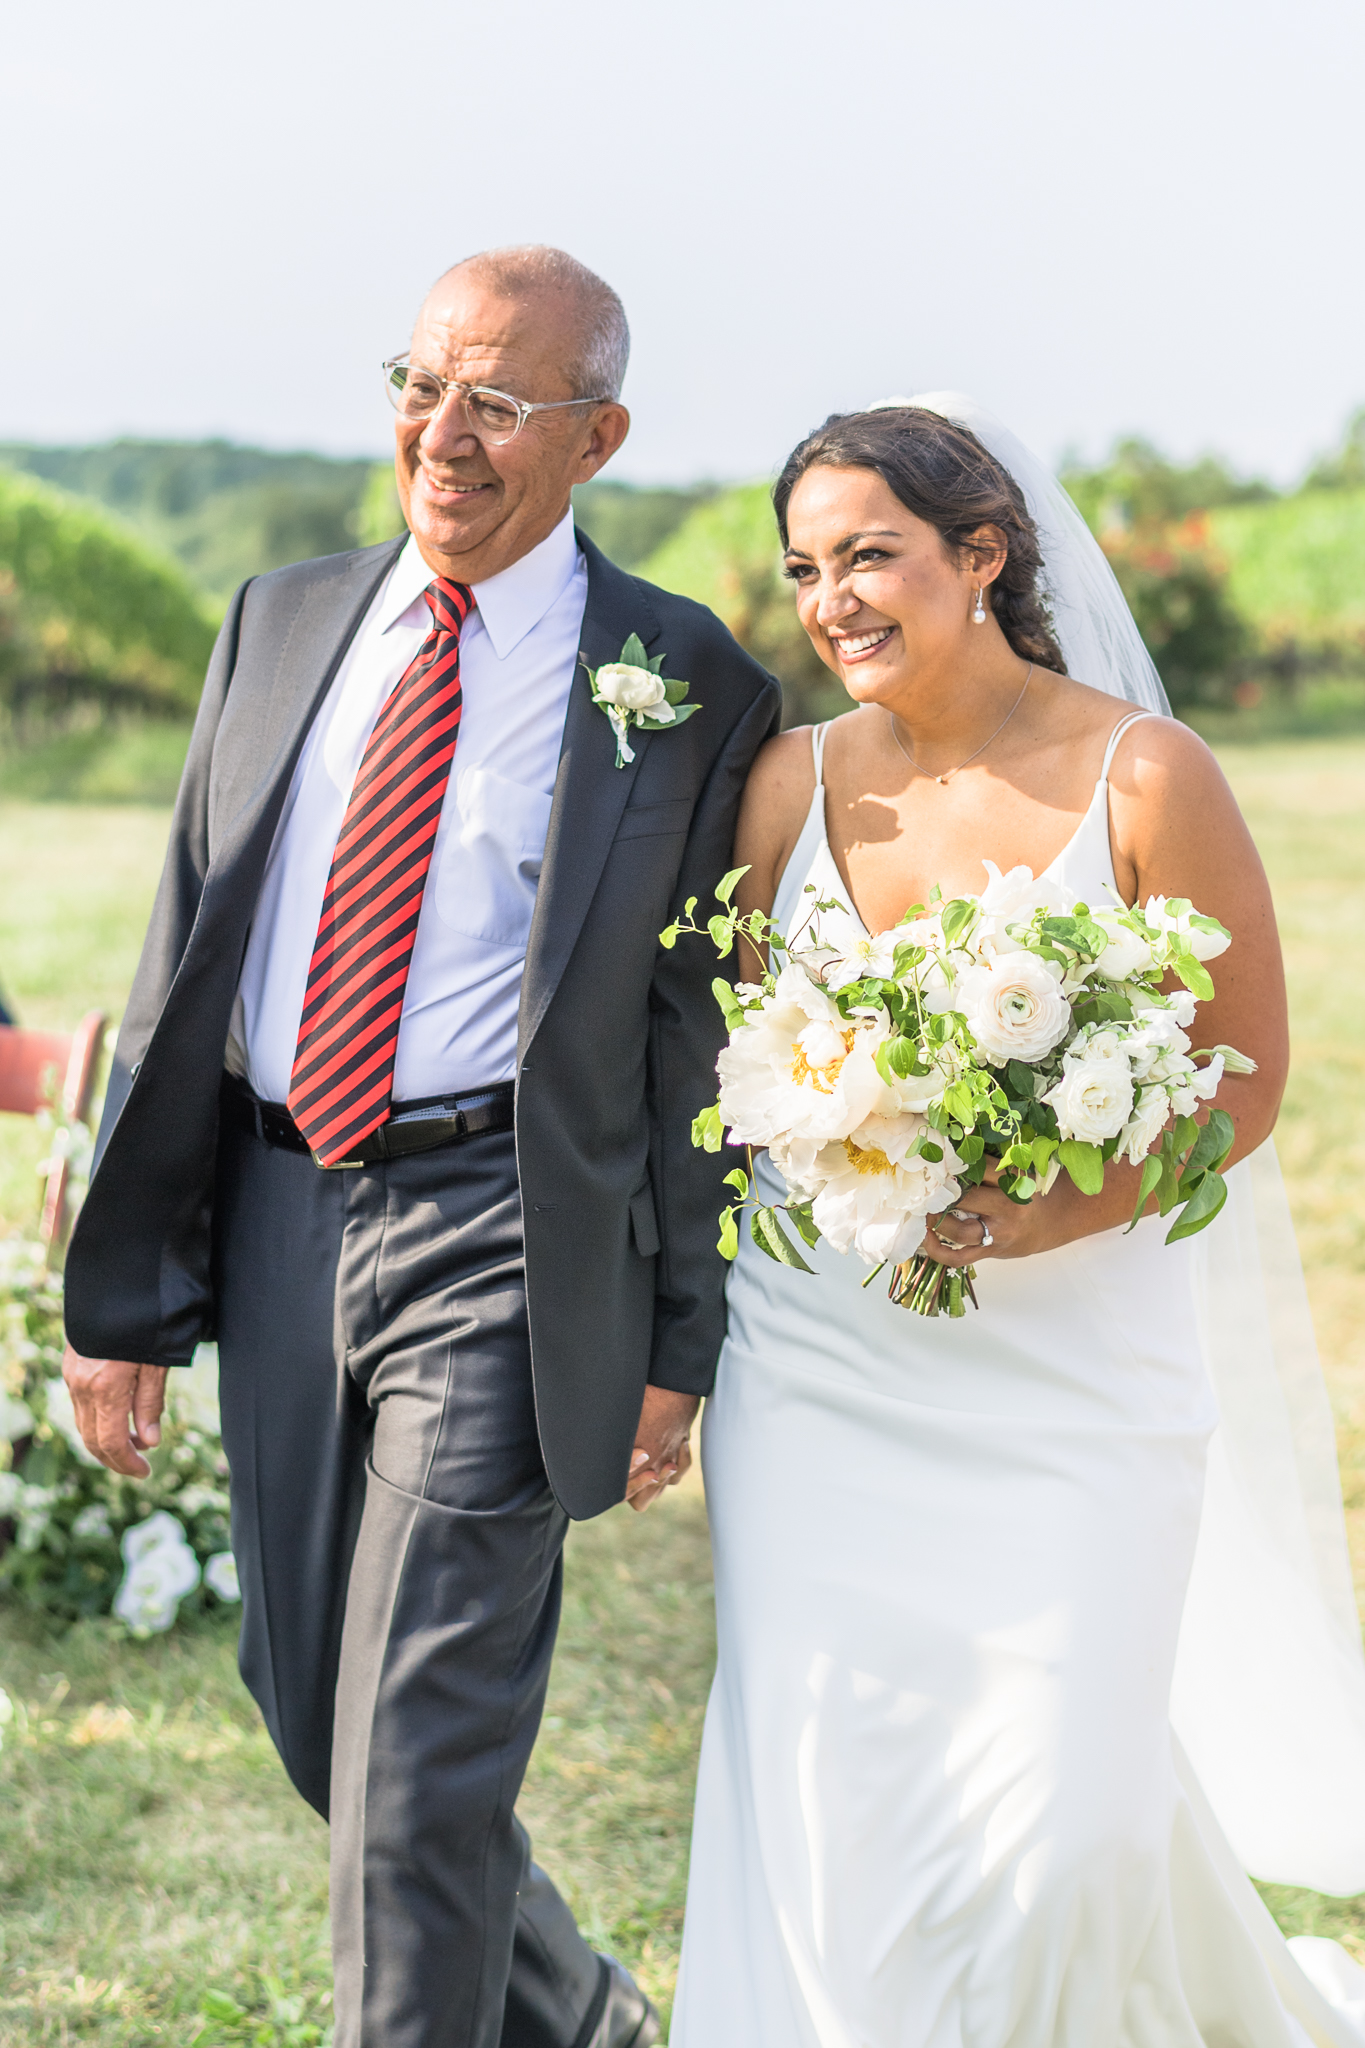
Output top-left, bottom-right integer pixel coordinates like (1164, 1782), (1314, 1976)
(625, 1385), (700, 1513)
(61, 1345), (169, 1478)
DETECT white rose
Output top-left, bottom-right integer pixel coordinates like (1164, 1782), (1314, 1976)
(955, 951), (1073, 1065)
(1091, 911), (1155, 982)
(1044, 1061), (1134, 1144)
(1117, 1085), (1172, 1165)
(593, 662), (667, 711)
(1063, 1025), (1130, 1072)
(1144, 895), (1231, 962)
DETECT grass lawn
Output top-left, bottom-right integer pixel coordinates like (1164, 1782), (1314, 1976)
(2, 735), (1364, 2040)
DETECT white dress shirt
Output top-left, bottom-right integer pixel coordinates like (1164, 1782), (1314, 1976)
(227, 508), (588, 1104)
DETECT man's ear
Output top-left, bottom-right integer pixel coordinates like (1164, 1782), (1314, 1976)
(577, 403), (630, 483)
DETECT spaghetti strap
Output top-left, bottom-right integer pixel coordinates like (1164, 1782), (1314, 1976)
(811, 721), (831, 787)
(1100, 710), (1154, 782)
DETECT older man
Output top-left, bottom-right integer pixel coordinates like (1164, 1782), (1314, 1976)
(62, 247), (780, 2048)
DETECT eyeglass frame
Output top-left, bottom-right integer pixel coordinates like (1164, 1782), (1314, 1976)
(381, 354), (613, 443)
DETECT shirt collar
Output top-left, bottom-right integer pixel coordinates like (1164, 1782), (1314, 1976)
(378, 506), (582, 660)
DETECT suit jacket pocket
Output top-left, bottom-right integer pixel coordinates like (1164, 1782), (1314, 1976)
(629, 1182), (661, 1259)
(614, 797), (693, 843)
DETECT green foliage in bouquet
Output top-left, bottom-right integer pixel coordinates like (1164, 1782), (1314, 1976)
(663, 865), (1251, 1317)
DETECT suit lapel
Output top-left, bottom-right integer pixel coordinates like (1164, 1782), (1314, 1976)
(209, 538), (405, 877)
(519, 532), (662, 1059)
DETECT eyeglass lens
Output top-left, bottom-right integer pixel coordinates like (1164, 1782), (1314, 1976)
(384, 364), (523, 443)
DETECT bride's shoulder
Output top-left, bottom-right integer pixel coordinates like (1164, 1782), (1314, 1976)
(1049, 675), (1218, 782)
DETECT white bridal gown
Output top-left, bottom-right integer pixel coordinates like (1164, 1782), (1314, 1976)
(672, 717), (1365, 2048)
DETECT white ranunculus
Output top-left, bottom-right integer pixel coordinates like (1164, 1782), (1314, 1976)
(808, 1113), (963, 1266)
(204, 1551), (241, 1602)
(41, 1374), (103, 1466)
(717, 965), (892, 1158)
(1044, 1061), (1134, 1145)
(1117, 1085), (1172, 1165)
(593, 662), (668, 711)
(114, 1511), (201, 1634)
(955, 951), (1073, 1065)
(1145, 895), (1231, 962)
(1092, 911), (1156, 982)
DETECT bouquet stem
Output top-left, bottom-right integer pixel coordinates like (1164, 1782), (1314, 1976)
(888, 1254), (979, 1317)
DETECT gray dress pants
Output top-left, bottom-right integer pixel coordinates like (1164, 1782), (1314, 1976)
(213, 1106), (605, 2048)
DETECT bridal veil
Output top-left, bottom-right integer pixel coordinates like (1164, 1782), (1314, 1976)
(896, 390), (1365, 1906)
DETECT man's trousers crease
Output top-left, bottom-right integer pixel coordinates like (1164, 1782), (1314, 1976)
(213, 1106), (602, 2048)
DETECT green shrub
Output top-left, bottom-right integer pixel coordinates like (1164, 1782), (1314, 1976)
(1102, 517), (1249, 709)
(0, 471), (217, 724)
(641, 484), (844, 727)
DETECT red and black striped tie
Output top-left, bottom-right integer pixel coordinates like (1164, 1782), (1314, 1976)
(287, 577), (474, 1166)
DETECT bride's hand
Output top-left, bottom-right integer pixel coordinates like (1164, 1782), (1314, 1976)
(922, 1163), (1085, 1265)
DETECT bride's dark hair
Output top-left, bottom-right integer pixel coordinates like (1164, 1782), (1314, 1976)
(772, 408), (1067, 675)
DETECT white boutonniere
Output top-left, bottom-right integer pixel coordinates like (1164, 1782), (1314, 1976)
(585, 632), (701, 768)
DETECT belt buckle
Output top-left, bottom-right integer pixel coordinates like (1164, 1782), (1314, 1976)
(312, 1151), (365, 1170)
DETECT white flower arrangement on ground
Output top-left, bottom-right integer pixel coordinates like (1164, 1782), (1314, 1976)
(0, 1234), (239, 1627)
(664, 861), (1253, 1316)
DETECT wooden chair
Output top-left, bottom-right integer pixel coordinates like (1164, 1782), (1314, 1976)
(0, 1012), (107, 1249)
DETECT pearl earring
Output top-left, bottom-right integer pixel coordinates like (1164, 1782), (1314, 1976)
(972, 587), (986, 625)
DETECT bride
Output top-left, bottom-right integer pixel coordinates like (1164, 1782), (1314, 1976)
(670, 398), (1365, 2045)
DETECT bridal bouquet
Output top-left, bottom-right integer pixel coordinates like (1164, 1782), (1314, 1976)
(662, 863), (1253, 1316)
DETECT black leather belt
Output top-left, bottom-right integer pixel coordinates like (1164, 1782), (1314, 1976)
(226, 1076), (515, 1169)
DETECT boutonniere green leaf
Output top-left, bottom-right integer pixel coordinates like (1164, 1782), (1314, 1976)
(584, 632), (701, 768)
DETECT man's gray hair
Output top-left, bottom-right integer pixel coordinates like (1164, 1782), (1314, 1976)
(444, 245), (630, 401)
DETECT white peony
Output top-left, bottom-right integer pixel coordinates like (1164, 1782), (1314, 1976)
(1145, 896), (1231, 962)
(717, 966), (892, 1165)
(593, 662), (669, 712)
(1092, 911), (1156, 982)
(1117, 1085), (1172, 1165)
(1044, 1060), (1134, 1144)
(955, 951), (1073, 1065)
(204, 1550), (241, 1602)
(808, 1112), (963, 1266)
(114, 1511), (201, 1634)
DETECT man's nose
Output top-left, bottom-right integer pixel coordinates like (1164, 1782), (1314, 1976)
(418, 394), (483, 462)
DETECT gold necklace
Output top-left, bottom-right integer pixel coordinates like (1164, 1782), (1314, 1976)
(889, 664), (1033, 785)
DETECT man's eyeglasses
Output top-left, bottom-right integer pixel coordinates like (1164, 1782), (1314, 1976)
(382, 356), (610, 445)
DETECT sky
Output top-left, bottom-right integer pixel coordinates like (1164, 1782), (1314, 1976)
(4, 0), (1361, 488)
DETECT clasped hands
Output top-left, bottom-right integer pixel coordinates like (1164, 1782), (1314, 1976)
(62, 1343), (699, 1515)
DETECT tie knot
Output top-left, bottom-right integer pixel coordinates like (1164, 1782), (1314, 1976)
(425, 578), (474, 635)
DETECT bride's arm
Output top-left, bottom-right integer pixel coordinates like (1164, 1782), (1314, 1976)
(929, 719), (1290, 1265)
(732, 728), (821, 975)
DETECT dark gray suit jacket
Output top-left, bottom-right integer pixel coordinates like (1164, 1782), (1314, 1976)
(63, 530), (780, 1518)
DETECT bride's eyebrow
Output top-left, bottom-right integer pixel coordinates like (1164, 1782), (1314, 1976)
(782, 528), (901, 563)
